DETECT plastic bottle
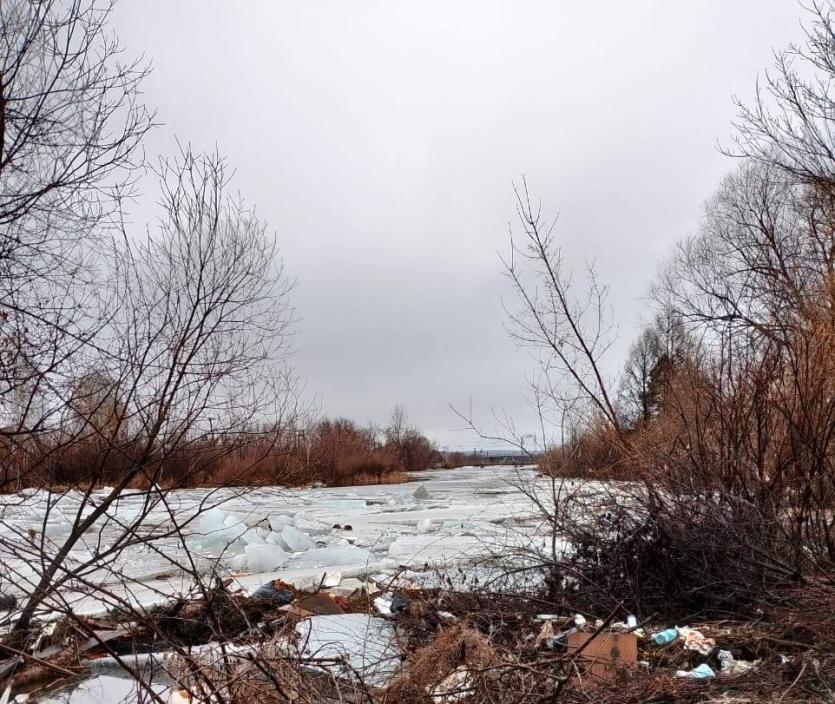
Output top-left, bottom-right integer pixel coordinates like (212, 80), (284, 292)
(652, 627), (680, 646)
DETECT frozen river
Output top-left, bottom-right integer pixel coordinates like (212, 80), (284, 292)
(0, 465), (560, 621)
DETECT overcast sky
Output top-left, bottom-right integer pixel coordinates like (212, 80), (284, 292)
(112, 1), (804, 448)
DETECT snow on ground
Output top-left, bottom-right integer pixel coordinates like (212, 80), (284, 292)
(0, 466), (579, 620)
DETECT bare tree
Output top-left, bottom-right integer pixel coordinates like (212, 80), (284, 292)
(501, 178), (624, 445)
(0, 0), (154, 446)
(618, 309), (698, 427)
(384, 404), (408, 447)
(0, 0), (152, 227)
(0, 146), (297, 645)
(732, 1), (835, 186)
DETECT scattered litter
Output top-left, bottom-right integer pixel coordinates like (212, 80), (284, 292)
(536, 620), (555, 646)
(675, 663), (715, 679)
(718, 649), (759, 675)
(652, 627), (680, 646)
(427, 665), (472, 702)
(610, 615), (644, 637)
(84, 651), (170, 675)
(390, 593), (410, 614)
(545, 627), (577, 650)
(251, 581), (294, 605)
(374, 595), (393, 615)
(566, 631), (638, 679)
(333, 595), (351, 610)
(679, 627), (715, 655)
(573, 613), (587, 628)
(293, 592), (345, 616)
(77, 625), (133, 655)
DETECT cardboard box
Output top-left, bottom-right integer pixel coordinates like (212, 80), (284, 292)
(565, 631), (638, 680)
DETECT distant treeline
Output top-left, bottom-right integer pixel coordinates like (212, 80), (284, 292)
(0, 406), (446, 490)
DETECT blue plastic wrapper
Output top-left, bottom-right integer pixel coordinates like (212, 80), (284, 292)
(675, 663), (715, 679)
(652, 627), (680, 645)
(252, 581), (294, 605)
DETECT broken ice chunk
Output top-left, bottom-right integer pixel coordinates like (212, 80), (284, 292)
(197, 508), (245, 548)
(199, 508), (228, 533)
(244, 543), (288, 573)
(295, 614), (399, 687)
(412, 485), (431, 501)
(230, 553), (248, 572)
(288, 545), (374, 569)
(268, 514), (293, 532)
(290, 511), (331, 534)
(241, 528), (266, 545)
(317, 499), (367, 511)
(279, 525), (316, 552)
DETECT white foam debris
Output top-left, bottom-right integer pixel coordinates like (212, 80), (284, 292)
(374, 595), (392, 615)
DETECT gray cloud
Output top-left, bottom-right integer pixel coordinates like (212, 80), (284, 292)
(112, 1), (803, 447)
